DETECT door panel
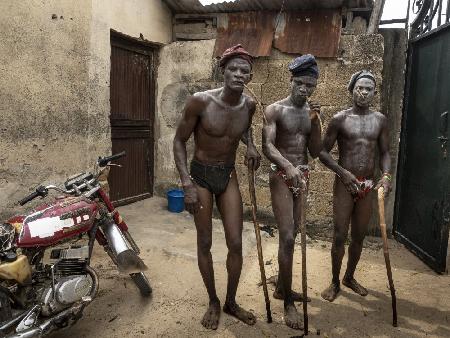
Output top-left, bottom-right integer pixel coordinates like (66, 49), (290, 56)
(395, 24), (450, 273)
(109, 33), (156, 205)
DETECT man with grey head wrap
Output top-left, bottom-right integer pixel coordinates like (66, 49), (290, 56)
(319, 70), (391, 302)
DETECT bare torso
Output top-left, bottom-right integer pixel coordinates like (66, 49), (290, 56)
(269, 98), (312, 166)
(193, 88), (253, 164)
(335, 108), (386, 177)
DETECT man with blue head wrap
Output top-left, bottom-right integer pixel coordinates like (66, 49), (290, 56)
(262, 54), (322, 330)
(319, 70), (391, 302)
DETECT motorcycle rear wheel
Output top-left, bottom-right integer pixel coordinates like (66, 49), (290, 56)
(130, 272), (152, 297)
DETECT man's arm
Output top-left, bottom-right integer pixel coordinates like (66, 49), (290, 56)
(375, 115), (392, 194)
(262, 104), (303, 188)
(307, 102), (322, 158)
(319, 113), (360, 195)
(173, 94), (204, 213)
(242, 99), (261, 170)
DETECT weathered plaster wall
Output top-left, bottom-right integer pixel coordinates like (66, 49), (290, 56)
(0, 0), (172, 220)
(88, 0), (173, 191)
(0, 0), (96, 220)
(154, 40), (217, 195)
(155, 34), (386, 234)
(379, 28), (407, 232)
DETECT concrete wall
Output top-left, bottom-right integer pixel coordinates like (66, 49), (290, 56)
(154, 40), (217, 194)
(155, 34), (387, 235)
(0, 0), (95, 219)
(0, 0), (172, 220)
(379, 28), (408, 232)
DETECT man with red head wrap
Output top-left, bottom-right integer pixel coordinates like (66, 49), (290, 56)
(173, 45), (260, 329)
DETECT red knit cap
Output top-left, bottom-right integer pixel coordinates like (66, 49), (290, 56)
(219, 44), (253, 68)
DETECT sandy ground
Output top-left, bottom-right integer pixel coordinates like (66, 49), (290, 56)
(50, 197), (450, 338)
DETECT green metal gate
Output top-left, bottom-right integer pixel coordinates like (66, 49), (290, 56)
(394, 23), (450, 273)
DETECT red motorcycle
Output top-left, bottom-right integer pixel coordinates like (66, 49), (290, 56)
(0, 152), (151, 337)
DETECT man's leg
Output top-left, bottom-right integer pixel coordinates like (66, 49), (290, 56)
(321, 179), (353, 302)
(273, 187), (311, 303)
(193, 184), (220, 329)
(342, 191), (372, 296)
(269, 173), (302, 329)
(216, 171), (256, 325)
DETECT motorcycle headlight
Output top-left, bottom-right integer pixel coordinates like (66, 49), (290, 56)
(0, 223), (15, 252)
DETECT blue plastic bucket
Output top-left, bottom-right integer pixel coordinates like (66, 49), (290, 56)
(167, 189), (185, 213)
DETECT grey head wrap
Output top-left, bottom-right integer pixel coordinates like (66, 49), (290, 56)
(348, 70), (376, 92)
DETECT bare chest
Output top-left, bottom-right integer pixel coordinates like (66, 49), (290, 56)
(340, 115), (382, 141)
(277, 109), (311, 136)
(199, 101), (250, 138)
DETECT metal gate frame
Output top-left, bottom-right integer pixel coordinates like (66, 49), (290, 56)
(394, 22), (450, 273)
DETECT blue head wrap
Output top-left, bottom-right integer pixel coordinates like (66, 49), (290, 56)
(288, 54), (319, 78)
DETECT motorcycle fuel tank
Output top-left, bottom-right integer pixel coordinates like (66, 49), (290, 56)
(15, 197), (98, 248)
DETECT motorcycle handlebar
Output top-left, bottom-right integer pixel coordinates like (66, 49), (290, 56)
(18, 185), (48, 206)
(98, 151), (126, 167)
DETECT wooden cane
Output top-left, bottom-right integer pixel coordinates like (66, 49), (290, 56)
(377, 187), (398, 327)
(299, 187), (309, 335)
(247, 163), (272, 323)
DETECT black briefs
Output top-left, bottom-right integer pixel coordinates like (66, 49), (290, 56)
(190, 160), (234, 195)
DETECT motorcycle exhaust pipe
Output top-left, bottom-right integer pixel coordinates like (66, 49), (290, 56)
(5, 298), (93, 338)
(102, 221), (147, 274)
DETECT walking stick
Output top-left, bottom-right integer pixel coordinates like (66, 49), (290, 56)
(299, 187), (309, 335)
(247, 163), (272, 323)
(377, 187), (398, 327)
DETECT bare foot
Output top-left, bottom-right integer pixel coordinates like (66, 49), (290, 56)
(321, 282), (340, 302)
(201, 299), (221, 330)
(223, 302), (256, 325)
(284, 304), (303, 330)
(342, 277), (368, 296)
(273, 289), (311, 302)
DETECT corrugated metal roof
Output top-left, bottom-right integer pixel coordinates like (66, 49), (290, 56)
(163, 0), (374, 14)
(273, 10), (342, 57)
(213, 11), (275, 57)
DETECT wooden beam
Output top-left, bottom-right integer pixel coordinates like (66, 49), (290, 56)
(367, 0), (387, 33)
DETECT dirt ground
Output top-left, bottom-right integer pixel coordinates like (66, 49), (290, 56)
(50, 197), (450, 338)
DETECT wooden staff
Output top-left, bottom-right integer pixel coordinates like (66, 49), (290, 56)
(247, 163), (272, 323)
(299, 187), (309, 335)
(377, 187), (398, 327)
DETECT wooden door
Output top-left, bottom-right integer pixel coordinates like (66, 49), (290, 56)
(109, 32), (156, 205)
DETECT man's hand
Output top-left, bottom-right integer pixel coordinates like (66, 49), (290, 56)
(309, 101), (321, 122)
(285, 164), (307, 190)
(245, 146), (261, 171)
(375, 175), (391, 196)
(183, 182), (200, 214)
(340, 170), (360, 195)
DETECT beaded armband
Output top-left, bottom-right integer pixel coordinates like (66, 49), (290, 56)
(382, 173), (392, 181)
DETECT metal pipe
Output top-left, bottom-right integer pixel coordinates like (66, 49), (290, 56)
(0, 311), (28, 332)
(447, 0), (450, 22)
(5, 296), (94, 338)
(406, 0), (412, 37)
(429, 0), (435, 31)
(102, 221), (131, 256)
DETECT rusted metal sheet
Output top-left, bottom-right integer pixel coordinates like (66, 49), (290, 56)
(273, 10), (342, 58)
(163, 0), (373, 14)
(213, 11), (275, 57)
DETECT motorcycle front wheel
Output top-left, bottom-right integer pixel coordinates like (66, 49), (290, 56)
(130, 272), (152, 297)
(104, 226), (152, 298)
